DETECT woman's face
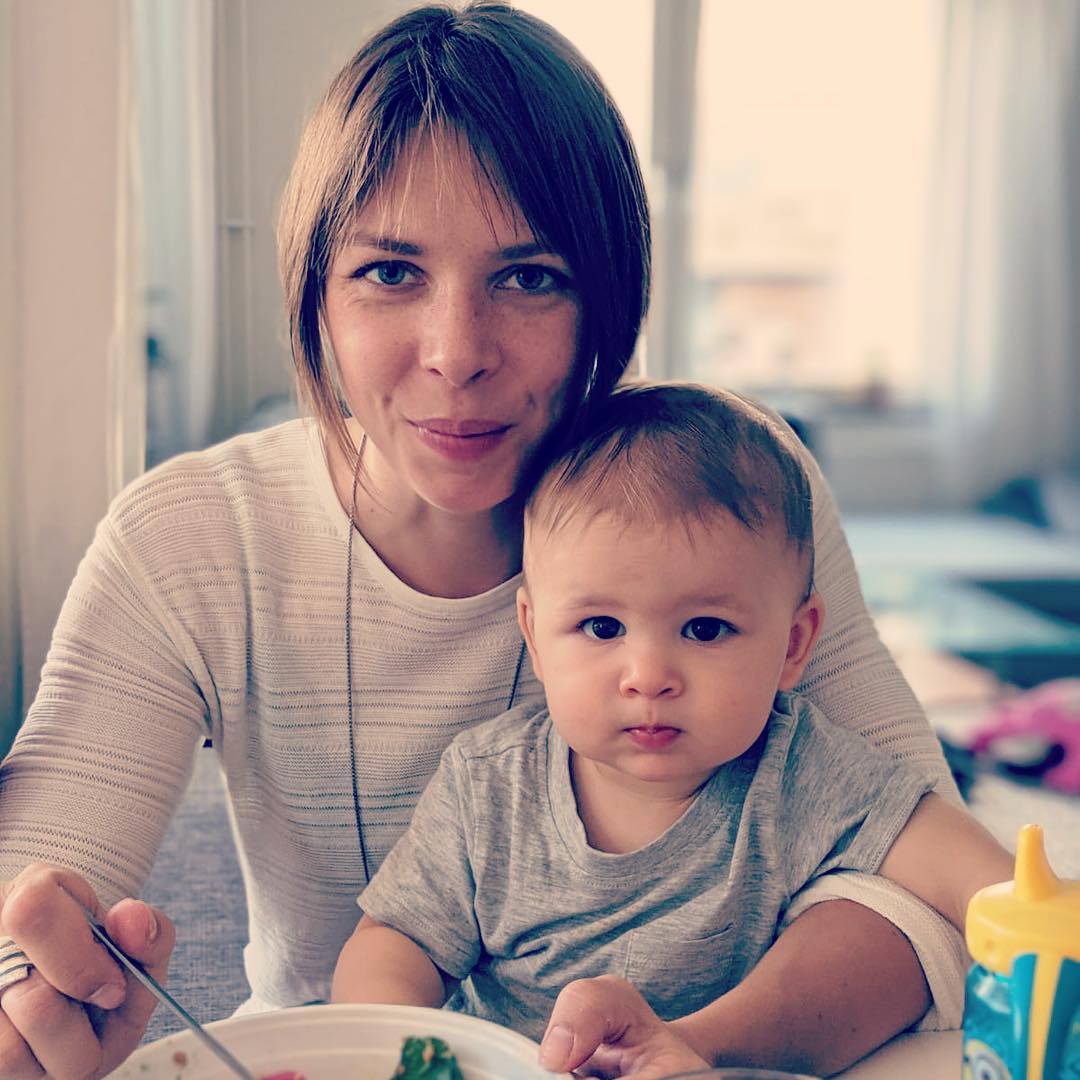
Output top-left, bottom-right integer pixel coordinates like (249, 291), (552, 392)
(324, 136), (582, 518)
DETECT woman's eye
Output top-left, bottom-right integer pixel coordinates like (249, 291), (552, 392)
(580, 616), (625, 641)
(356, 261), (415, 286)
(497, 265), (564, 293)
(682, 617), (731, 642)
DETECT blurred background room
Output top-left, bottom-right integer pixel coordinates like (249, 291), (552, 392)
(2, 0), (1079, 1030)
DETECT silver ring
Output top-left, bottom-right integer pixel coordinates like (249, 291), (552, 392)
(0, 936), (32, 996)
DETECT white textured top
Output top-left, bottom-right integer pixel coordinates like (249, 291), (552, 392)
(0, 418), (965, 1023)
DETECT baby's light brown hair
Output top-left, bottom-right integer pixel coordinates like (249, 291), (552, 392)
(524, 382), (816, 599)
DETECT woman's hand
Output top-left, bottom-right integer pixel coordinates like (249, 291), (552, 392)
(539, 975), (710, 1079)
(0, 863), (175, 1079)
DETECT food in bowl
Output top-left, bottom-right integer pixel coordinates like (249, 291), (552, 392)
(391, 1036), (464, 1079)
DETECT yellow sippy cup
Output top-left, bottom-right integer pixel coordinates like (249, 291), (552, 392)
(963, 824), (1080, 1079)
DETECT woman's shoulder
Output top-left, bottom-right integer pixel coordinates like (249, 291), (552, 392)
(110, 419), (323, 519)
(125, 416), (313, 487)
(103, 418), (342, 558)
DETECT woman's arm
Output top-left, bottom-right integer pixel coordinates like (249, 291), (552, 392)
(0, 511), (208, 901)
(0, 504), (208, 1076)
(670, 900), (931, 1075)
(332, 915), (448, 1007)
(776, 439), (970, 1033)
(880, 793), (1014, 930)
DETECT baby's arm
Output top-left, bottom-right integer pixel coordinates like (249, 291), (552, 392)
(879, 793), (1014, 931)
(332, 913), (449, 1008)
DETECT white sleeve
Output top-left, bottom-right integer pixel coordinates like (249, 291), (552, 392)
(0, 515), (208, 906)
(788, 449), (967, 1030)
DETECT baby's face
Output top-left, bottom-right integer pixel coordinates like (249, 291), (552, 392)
(518, 510), (822, 794)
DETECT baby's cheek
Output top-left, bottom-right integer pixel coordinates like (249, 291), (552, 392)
(543, 679), (596, 723)
(552, 665), (604, 699)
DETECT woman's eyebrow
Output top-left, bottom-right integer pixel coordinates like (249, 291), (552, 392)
(500, 241), (556, 260)
(343, 231), (422, 255)
(341, 233), (562, 262)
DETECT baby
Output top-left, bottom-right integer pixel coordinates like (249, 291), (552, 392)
(332, 382), (1011, 1046)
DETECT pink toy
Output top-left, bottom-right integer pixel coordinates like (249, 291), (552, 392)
(970, 679), (1080, 794)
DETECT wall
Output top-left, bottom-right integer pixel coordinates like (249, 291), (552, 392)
(818, 412), (939, 512)
(8, 0), (125, 717)
(138, 0), (216, 465)
(0, 2), (20, 750)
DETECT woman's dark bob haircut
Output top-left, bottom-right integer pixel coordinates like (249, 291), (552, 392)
(278, 2), (651, 465)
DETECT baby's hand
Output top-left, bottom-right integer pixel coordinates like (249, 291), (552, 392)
(539, 975), (710, 1078)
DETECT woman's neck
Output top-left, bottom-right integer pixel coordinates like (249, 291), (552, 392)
(326, 423), (523, 598)
(357, 495), (522, 598)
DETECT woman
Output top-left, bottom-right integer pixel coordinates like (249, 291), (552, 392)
(0, 5), (965, 1078)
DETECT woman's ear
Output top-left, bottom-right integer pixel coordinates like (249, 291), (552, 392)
(516, 585), (544, 684)
(777, 591), (825, 690)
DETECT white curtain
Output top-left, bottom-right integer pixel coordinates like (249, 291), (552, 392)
(108, 0), (147, 499)
(0, 3), (20, 750)
(135, 0), (217, 466)
(925, 0), (1080, 505)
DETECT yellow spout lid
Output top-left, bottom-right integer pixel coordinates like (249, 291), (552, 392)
(966, 825), (1080, 975)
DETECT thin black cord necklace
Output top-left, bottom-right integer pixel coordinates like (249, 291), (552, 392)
(344, 434), (526, 883)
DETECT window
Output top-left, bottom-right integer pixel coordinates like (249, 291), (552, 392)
(515, 0), (653, 164)
(688, 1), (939, 408)
(520, 1), (940, 411)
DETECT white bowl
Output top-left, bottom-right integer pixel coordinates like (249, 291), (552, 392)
(107, 1003), (572, 1079)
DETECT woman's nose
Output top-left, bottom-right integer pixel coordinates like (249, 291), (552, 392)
(420, 287), (498, 387)
(618, 646), (683, 699)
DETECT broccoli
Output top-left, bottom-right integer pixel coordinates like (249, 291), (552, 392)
(390, 1036), (465, 1080)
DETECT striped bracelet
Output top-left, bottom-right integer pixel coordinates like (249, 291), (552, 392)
(0, 936), (32, 996)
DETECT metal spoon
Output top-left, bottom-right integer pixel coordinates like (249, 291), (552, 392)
(82, 908), (256, 1080)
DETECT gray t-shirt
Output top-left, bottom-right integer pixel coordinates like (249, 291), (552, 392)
(358, 691), (932, 1041)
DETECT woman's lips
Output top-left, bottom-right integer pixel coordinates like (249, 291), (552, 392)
(411, 419), (513, 461)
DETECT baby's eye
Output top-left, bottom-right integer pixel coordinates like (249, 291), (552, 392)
(356, 260), (417, 286)
(682, 617), (731, 642)
(495, 264), (567, 293)
(580, 616), (625, 641)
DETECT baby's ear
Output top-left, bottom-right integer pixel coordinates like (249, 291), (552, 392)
(516, 586), (544, 684)
(778, 591), (825, 690)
